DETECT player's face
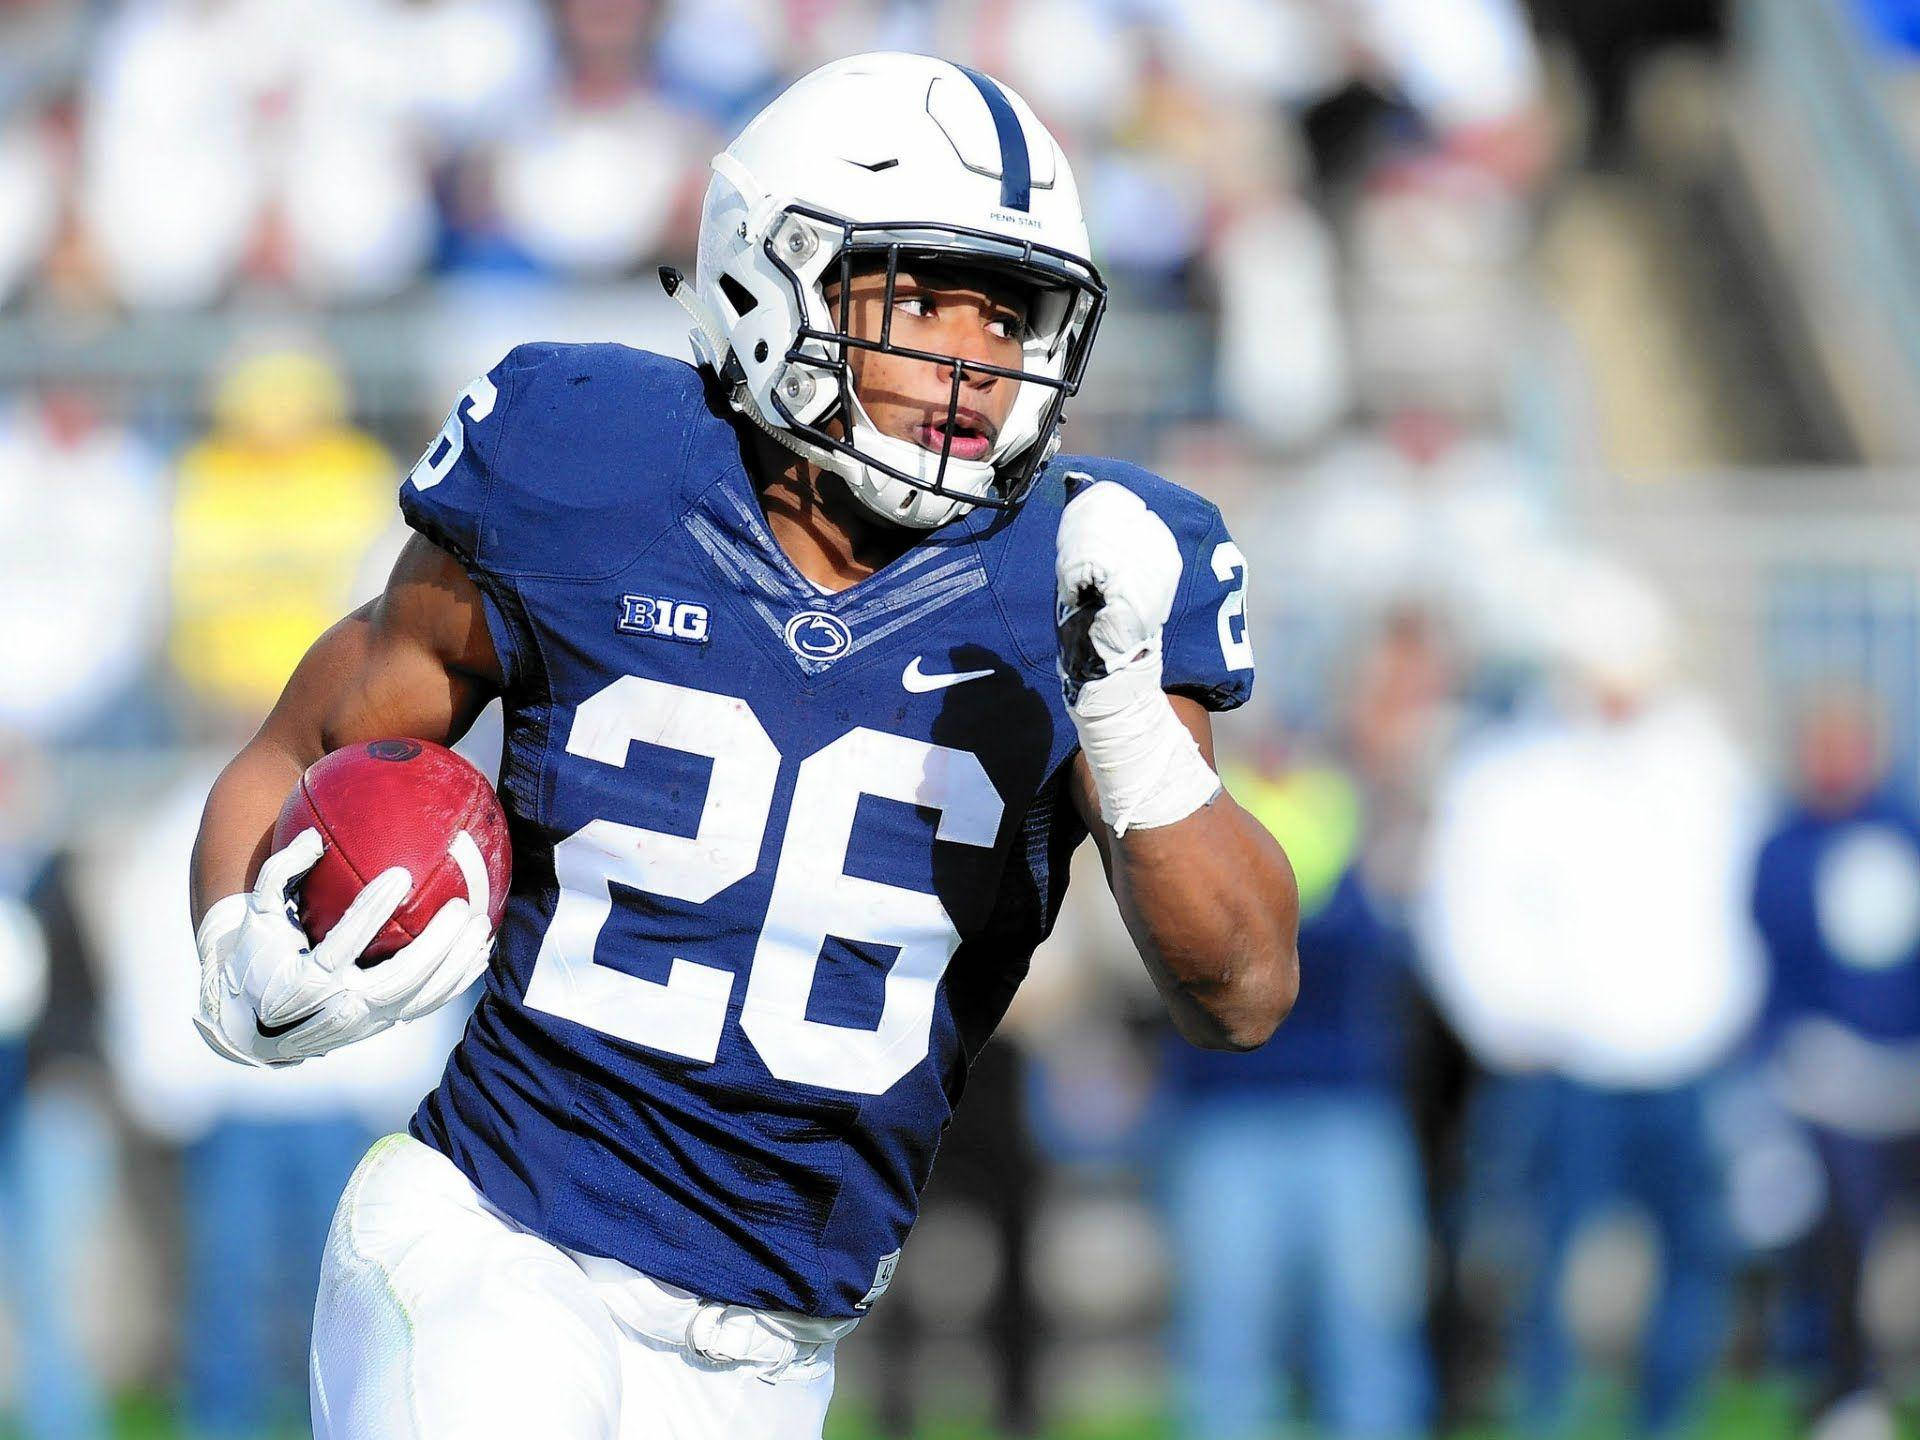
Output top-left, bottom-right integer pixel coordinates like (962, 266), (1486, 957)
(827, 262), (1028, 463)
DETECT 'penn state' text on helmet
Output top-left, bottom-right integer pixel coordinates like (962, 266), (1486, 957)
(664, 52), (1107, 530)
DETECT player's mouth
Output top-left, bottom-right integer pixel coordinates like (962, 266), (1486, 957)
(913, 409), (995, 462)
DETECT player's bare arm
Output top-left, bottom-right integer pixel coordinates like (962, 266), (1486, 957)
(1071, 702), (1300, 1051)
(1049, 472), (1297, 1052)
(188, 536), (500, 1065)
(190, 535), (499, 928)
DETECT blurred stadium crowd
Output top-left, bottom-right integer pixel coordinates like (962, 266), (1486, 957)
(8, 0), (1920, 1437)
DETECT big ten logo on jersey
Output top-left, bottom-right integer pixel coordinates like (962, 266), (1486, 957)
(617, 594), (710, 644)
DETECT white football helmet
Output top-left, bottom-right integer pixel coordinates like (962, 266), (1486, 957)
(664, 52), (1107, 530)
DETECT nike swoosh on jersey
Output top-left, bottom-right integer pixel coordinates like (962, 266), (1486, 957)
(902, 656), (996, 692)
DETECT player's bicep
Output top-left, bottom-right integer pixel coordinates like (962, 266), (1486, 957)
(256, 536), (502, 765)
(353, 533), (504, 729)
(377, 532), (504, 681)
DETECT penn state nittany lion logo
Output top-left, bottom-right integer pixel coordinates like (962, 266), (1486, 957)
(783, 611), (852, 663)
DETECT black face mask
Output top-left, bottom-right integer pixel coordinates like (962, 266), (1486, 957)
(758, 208), (1108, 515)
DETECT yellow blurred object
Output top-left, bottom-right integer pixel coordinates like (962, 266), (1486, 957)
(169, 425), (393, 721)
(1220, 763), (1362, 919)
(210, 348), (353, 449)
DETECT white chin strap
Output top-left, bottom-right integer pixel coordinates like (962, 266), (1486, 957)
(831, 388), (1000, 530)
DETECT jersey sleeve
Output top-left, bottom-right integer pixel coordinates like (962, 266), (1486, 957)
(397, 341), (710, 696)
(398, 344), (559, 693)
(399, 344), (550, 567)
(1159, 495), (1255, 712)
(1045, 456), (1256, 712)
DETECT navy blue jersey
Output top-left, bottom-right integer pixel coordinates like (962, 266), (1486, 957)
(1752, 792), (1920, 1046)
(401, 342), (1252, 1317)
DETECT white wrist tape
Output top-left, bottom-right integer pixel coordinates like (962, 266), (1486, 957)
(1069, 646), (1221, 836)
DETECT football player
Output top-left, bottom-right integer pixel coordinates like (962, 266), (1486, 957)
(188, 53), (1298, 1439)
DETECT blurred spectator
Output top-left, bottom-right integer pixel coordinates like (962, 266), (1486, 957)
(1158, 0), (1347, 109)
(1299, 418), (1550, 625)
(80, 0), (548, 307)
(0, 0), (91, 315)
(81, 757), (465, 1436)
(1161, 755), (1430, 1440)
(1419, 554), (1764, 1435)
(1528, 0), (1721, 163)
(0, 0), (93, 117)
(1260, 414), (1552, 732)
(403, 0), (554, 156)
(477, 0), (711, 278)
(1201, 0), (1550, 448)
(1351, 0), (1550, 179)
(1347, 151), (1533, 419)
(142, 339), (417, 1429)
(992, 0), (1152, 139)
(1342, 601), (1461, 903)
(167, 341), (400, 728)
(0, 733), (108, 1440)
(871, 1038), (1041, 1440)
(1213, 196), (1351, 451)
(1751, 686), (1920, 1435)
(0, 105), (61, 309)
(650, 0), (783, 126)
(1081, 67), (1230, 291)
(80, 0), (273, 308)
(265, 0), (440, 301)
(0, 387), (167, 744)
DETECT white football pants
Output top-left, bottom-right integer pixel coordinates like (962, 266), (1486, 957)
(309, 1133), (850, 1439)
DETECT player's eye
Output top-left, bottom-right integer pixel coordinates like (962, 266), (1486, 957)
(986, 313), (1027, 341)
(893, 294), (932, 318)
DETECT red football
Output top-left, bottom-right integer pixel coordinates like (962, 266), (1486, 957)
(272, 738), (511, 965)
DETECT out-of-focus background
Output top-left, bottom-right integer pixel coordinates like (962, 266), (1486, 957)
(6, 0), (1920, 1436)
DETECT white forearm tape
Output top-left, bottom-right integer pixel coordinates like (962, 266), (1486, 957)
(1070, 663), (1221, 836)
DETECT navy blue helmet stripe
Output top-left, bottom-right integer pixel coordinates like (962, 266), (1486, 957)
(955, 64), (1031, 212)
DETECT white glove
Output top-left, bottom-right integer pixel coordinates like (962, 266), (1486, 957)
(1056, 480), (1220, 834)
(194, 827), (494, 1068)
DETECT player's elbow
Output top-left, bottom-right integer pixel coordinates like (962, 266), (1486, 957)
(1225, 942), (1299, 1051)
(1177, 938), (1298, 1052)
(1196, 818), (1301, 1051)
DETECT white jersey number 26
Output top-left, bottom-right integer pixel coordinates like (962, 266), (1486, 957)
(521, 676), (1004, 1096)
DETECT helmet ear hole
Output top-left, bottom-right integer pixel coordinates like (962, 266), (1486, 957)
(717, 273), (758, 318)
